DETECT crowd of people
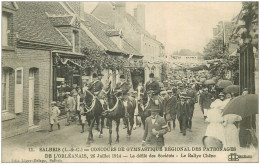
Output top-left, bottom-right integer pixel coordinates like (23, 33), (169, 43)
(48, 70), (257, 148)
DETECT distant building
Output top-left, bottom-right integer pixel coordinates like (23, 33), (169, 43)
(91, 2), (165, 82)
(171, 55), (200, 64)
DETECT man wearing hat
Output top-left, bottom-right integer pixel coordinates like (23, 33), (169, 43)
(175, 93), (189, 136)
(199, 88), (213, 120)
(144, 73), (162, 113)
(186, 84), (197, 129)
(145, 73), (160, 96)
(64, 92), (76, 126)
(142, 100), (168, 147)
(185, 96), (194, 132)
(159, 90), (168, 117)
(49, 101), (61, 132)
(115, 74), (131, 128)
(165, 89), (177, 131)
(115, 74), (131, 96)
(88, 73), (104, 97)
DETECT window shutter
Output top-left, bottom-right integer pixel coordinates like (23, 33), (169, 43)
(15, 67), (23, 113)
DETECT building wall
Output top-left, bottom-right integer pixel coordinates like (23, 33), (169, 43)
(116, 17), (142, 52)
(171, 55), (199, 64)
(142, 35), (161, 60)
(2, 48), (51, 138)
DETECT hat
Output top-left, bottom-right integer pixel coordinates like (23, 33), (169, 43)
(149, 73), (155, 78)
(51, 101), (56, 104)
(65, 92), (71, 95)
(219, 92), (225, 96)
(73, 92), (78, 96)
(180, 92), (187, 99)
(120, 74), (125, 79)
(147, 101), (160, 112)
(160, 91), (167, 95)
(98, 73), (104, 77)
(167, 90), (172, 93)
(92, 73), (97, 78)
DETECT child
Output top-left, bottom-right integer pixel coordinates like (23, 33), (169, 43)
(49, 101), (61, 132)
(80, 102), (87, 133)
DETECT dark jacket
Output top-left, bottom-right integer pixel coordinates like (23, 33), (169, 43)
(186, 101), (194, 118)
(143, 115), (168, 147)
(88, 80), (103, 94)
(165, 96), (177, 120)
(186, 88), (197, 104)
(199, 92), (212, 109)
(175, 101), (189, 119)
(115, 81), (131, 94)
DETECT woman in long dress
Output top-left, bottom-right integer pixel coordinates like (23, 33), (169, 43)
(223, 114), (242, 147)
(203, 108), (226, 148)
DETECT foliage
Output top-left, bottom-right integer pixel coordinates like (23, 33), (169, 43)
(242, 2), (258, 27)
(203, 36), (228, 60)
(81, 47), (128, 72)
(208, 56), (239, 80)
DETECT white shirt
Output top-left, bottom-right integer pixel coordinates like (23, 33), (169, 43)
(151, 115), (158, 124)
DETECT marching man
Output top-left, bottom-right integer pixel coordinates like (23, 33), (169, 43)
(49, 101), (61, 132)
(142, 100), (168, 147)
(145, 73), (161, 112)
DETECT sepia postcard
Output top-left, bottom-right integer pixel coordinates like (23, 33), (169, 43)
(1, 1), (259, 163)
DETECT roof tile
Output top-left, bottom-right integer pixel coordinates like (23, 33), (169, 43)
(15, 2), (71, 47)
(83, 13), (122, 53)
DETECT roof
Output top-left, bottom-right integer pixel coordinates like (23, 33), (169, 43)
(105, 29), (121, 37)
(80, 30), (100, 50)
(15, 2), (71, 47)
(92, 2), (163, 46)
(122, 39), (142, 57)
(83, 13), (122, 53)
(2, 2), (18, 10)
(48, 15), (74, 27)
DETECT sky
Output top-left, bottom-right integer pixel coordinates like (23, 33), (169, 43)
(84, 2), (242, 54)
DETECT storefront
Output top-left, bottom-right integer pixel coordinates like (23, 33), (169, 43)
(52, 51), (89, 116)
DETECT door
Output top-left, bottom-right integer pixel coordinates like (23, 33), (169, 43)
(29, 70), (34, 127)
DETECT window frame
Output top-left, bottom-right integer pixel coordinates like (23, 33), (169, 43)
(2, 69), (9, 113)
(2, 12), (10, 47)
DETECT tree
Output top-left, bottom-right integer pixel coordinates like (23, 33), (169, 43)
(203, 35), (228, 60)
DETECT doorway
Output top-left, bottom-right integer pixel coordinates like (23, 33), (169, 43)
(29, 69), (35, 127)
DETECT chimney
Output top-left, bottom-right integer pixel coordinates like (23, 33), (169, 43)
(134, 4), (145, 28)
(66, 2), (85, 20)
(114, 2), (126, 14)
